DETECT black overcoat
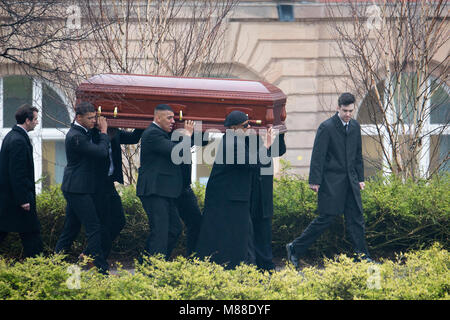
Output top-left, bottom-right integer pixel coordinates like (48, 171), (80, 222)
(308, 113), (364, 215)
(195, 132), (259, 269)
(0, 126), (40, 232)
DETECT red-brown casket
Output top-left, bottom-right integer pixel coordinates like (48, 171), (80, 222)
(75, 73), (287, 132)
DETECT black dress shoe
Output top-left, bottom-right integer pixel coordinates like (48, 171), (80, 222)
(286, 242), (299, 269)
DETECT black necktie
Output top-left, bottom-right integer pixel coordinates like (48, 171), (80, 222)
(344, 123), (348, 134)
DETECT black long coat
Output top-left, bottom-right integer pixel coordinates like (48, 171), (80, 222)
(0, 126), (40, 232)
(308, 113), (364, 215)
(195, 132), (259, 269)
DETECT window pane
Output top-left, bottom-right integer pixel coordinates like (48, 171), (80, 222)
(430, 83), (450, 125)
(362, 135), (384, 178)
(3, 76), (33, 127)
(42, 140), (67, 189)
(357, 81), (385, 125)
(42, 83), (70, 128)
(393, 72), (418, 125)
(429, 135), (449, 174)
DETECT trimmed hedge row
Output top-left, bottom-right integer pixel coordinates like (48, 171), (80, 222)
(0, 170), (448, 261)
(0, 244), (448, 299)
(271, 171), (449, 259)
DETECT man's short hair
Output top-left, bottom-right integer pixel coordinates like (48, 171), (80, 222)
(154, 104), (173, 113)
(75, 101), (96, 116)
(15, 104), (38, 124)
(338, 92), (356, 107)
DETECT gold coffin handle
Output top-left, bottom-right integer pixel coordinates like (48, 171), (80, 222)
(97, 106), (102, 117)
(114, 107), (118, 118)
(179, 110), (183, 121)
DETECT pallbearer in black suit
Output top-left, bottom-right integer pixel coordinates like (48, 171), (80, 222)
(175, 131), (211, 256)
(92, 127), (144, 259)
(136, 104), (194, 259)
(286, 93), (371, 267)
(0, 104), (43, 258)
(55, 102), (110, 273)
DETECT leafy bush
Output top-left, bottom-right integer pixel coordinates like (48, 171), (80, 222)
(0, 170), (448, 262)
(271, 170), (449, 259)
(362, 174), (449, 254)
(0, 244), (448, 300)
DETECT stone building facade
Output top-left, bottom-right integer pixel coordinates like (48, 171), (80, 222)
(0, 0), (448, 191)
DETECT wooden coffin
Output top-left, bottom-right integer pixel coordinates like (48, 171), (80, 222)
(75, 73), (287, 132)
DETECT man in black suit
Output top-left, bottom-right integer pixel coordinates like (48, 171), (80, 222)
(92, 127), (143, 259)
(0, 104), (43, 258)
(55, 102), (110, 273)
(286, 93), (371, 267)
(136, 104), (194, 259)
(175, 131), (211, 256)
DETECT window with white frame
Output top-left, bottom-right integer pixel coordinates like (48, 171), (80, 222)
(357, 74), (449, 178)
(0, 75), (72, 193)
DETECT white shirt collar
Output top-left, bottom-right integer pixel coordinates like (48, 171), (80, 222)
(16, 124), (29, 134)
(153, 121), (161, 129)
(74, 121), (89, 133)
(338, 116), (349, 127)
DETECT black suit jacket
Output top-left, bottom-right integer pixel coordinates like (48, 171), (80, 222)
(92, 128), (144, 186)
(0, 126), (40, 232)
(176, 131), (210, 189)
(110, 129), (144, 184)
(136, 123), (190, 198)
(308, 112), (364, 215)
(61, 124), (109, 194)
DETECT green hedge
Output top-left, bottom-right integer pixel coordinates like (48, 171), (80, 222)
(0, 244), (448, 299)
(271, 171), (450, 259)
(0, 172), (448, 261)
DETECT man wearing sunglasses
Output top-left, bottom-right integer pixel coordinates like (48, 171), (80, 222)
(196, 111), (267, 269)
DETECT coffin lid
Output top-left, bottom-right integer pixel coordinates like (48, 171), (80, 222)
(77, 73), (286, 105)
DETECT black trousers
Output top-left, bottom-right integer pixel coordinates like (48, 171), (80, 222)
(249, 213), (275, 271)
(175, 187), (202, 256)
(108, 189), (126, 244)
(97, 178), (126, 259)
(291, 186), (370, 258)
(139, 195), (183, 259)
(55, 192), (109, 273)
(249, 179), (274, 271)
(0, 231), (43, 258)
